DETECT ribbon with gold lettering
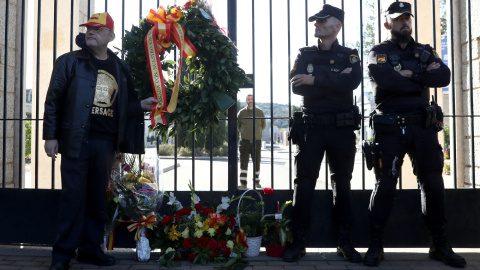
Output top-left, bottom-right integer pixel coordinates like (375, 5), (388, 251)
(118, 212), (157, 241)
(145, 7), (198, 126)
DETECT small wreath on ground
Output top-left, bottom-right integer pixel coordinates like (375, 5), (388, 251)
(121, 0), (249, 139)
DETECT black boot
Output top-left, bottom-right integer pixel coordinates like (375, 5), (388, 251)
(363, 224), (384, 266)
(428, 228), (466, 268)
(283, 228), (306, 262)
(336, 225), (362, 263)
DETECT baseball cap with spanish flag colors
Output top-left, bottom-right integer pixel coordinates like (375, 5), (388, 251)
(80, 12), (114, 30)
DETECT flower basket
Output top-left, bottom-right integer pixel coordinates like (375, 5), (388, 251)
(236, 189), (264, 257)
(264, 243), (288, 257)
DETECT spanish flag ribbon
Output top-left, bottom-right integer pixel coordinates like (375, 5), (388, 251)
(106, 230), (115, 250)
(144, 6), (198, 126)
(118, 213), (157, 241)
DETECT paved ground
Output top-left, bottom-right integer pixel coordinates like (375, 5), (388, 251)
(1, 245), (479, 270)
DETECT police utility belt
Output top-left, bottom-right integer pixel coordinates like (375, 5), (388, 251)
(370, 104), (443, 133)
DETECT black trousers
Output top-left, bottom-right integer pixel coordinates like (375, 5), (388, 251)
(292, 125), (356, 229)
(368, 124), (446, 229)
(52, 140), (115, 261)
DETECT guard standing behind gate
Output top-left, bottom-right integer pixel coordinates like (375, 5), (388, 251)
(284, 4), (362, 263)
(237, 94), (266, 189)
(363, 2), (466, 268)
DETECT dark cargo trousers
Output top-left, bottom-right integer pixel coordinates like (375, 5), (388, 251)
(239, 139), (262, 183)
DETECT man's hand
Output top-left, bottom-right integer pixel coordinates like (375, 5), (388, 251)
(397, 69), (413, 78)
(44, 139), (58, 161)
(426, 62), (441, 71)
(340, 67), (352, 74)
(140, 97), (160, 111)
(290, 74), (315, 86)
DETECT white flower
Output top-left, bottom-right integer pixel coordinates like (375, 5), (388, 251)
(226, 240), (234, 249)
(194, 194), (201, 204)
(167, 192), (177, 205)
(194, 230), (203, 238)
(165, 247), (175, 254)
(195, 221), (204, 229)
(181, 228), (190, 238)
(215, 196), (231, 213)
(188, 210), (198, 219)
(174, 201), (183, 211)
(225, 228), (232, 236)
(207, 228), (216, 237)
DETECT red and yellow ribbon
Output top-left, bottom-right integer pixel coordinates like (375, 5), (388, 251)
(119, 213), (157, 241)
(145, 7), (198, 126)
(106, 230), (115, 250)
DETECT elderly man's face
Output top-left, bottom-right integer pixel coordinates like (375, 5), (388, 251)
(314, 17), (340, 39)
(85, 26), (115, 51)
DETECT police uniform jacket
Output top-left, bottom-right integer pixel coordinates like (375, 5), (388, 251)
(43, 33), (145, 158)
(368, 38), (450, 114)
(290, 39), (362, 114)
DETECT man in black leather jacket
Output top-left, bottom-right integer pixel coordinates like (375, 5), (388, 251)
(364, 2), (466, 268)
(283, 4), (362, 264)
(43, 13), (158, 270)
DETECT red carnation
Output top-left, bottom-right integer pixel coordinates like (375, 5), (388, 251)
(263, 187), (274, 195)
(195, 203), (203, 211)
(221, 247), (231, 257)
(176, 208), (192, 220)
(201, 207), (214, 216)
(188, 253), (197, 263)
(207, 239), (218, 252)
(218, 240), (227, 249)
(160, 215), (174, 225)
(182, 238), (193, 250)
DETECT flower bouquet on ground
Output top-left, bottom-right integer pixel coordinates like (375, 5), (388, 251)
(110, 153), (164, 261)
(261, 200), (293, 257)
(152, 183), (249, 269)
(236, 189), (265, 257)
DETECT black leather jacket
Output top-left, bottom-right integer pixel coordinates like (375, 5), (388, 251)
(43, 33), (145, 158)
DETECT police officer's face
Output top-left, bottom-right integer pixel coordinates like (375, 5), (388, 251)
(314, 17), (339, 38)
(386, 13), (412, 34)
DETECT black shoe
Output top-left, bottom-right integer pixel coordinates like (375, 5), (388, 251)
(363, 243), (384, 266)
(49, 260), (70, 270)
(282, 241), (306, 262)
(77, 250), (116, 266)
(337, 243), (362, 263)
(429, 232), (467, 268)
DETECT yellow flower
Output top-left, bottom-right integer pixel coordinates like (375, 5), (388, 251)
(138, 176), (151, 183)
(207, 228), (216, 237)
(168, 225), (181, 241)
(194, 230), (203, 238)
(226, 240), (234, 249)
(126, 173), (136, 182)
(181, 228), (189, 239)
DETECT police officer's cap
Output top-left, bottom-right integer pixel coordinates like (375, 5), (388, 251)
(386, 2), (414, 18)
(308, 4), (344, 24)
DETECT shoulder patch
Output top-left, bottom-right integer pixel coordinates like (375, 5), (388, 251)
(349, 54), (359, 64)
(290, 63), (297, 73)
(377, 54), (386, 64)
(433, 50), (440, 59)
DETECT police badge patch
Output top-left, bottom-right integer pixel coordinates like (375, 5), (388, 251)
(349, 54), (359, 64)
(394, 64), (402, 71)
(307, 64), (314, 73)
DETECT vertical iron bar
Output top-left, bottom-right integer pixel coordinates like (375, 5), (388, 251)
(122, 0), (125, 59)
(305, 0), (308, 46)
(174, 122), (178, 191)
(51, 0), (58, 189)
(209, 129), (213, 191)
(287, 0), (293, 190)
(341, 0), (345, 46)
(449, 0), (457, 188)
(431, 0), (438, 102)
(88, 0), (91, 18)
(269, 0), (274, 188)
(227, 0), (238, 192)
(19, 0), (26, 189)
(251, 0), (257, 189)
(377, 0), (381, 43)
(140, 0), (142, 19)
(191, 132), (195, 188)
(467, 0), (475, 187)
(70, 0), (74, 52)
(35, 0), (42, 189)
(360, 0), (365, 190)
(2, 0), (9, 187)
(414, 0), (418, 41)
(105, 0), (108, 12)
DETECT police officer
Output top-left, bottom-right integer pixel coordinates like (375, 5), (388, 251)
(284, 4), (362, 263)
(364, 2), (466, 268)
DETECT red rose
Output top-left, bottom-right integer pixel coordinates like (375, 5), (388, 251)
(263, 187), (274, 195)
(188, 253), (197, 262)
(207, 239), (218, 252)
(218, 240), (227, 249)
(182, 238), (193, 250)
(195, 203), (203, 211)
(176, 208), (192, 220)
(160, 215), (174, 225)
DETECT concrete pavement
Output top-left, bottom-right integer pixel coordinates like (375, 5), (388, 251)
(1, 245), (479, 269)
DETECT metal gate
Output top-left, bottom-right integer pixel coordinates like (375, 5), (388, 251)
(0, 0), (478, 247)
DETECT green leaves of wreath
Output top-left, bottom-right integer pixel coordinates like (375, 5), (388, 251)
(121, 3), (250, 140)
